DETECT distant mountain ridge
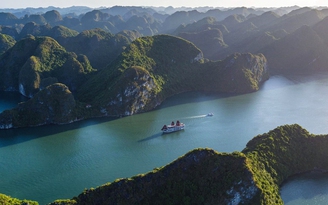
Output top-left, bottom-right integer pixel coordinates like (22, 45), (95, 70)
(177, 7), (328, 72)
(0, 6), (291, 36)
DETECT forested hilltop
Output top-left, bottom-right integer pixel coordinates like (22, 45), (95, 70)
(3, 124), (328, 204)
(48, 124), (328, 205)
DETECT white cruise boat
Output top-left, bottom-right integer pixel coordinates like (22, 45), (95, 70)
(161, 120), (185, 133)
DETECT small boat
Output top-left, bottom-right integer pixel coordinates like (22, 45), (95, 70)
(207, 113), (214, 116)
(161, 120), (185, 134)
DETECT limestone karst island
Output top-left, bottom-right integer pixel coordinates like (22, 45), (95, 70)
(1, 4), (328, 205)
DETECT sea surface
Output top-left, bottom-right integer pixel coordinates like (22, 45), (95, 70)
(1, 73), (328, 204)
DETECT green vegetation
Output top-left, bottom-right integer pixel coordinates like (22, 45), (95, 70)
(0, 35), (96, 96)
(179, 28), (228, 58)
(76, 34), (267, 116)
(199, 53), (268, 93)
(45, 124), (328, 205)
(0, 83), (81, 127)
(260, 25), (328, 72)
(76, 34), (204, 114)
(59, 28), (134, 69)
(243, 124), (328, 204)
(0, 33), (267, 127)
(49, 199), (77, 205)
(49, 149), (257, 205)
(0, 33), (15, 55)
(173, 17), (218, 35)
(17, 22), (78, 41)
(2, 123), (328, 204)
(2, 6), (328, 204)
(48, 25), (79, 39)
(230, 124), (328, 204)
(0, 193), (38, 205)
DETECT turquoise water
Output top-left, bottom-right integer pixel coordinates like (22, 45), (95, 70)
(2, 74), (328, 204)
(281, 173), (328, 205)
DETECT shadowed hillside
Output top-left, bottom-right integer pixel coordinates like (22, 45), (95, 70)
(259, 25), (328, 72)
(42, 124), (328, 205)
(58, 28), (141, 69)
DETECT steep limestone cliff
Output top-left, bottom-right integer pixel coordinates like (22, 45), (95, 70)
(77, 35), (268, 117)
(104, 66), (159, 116)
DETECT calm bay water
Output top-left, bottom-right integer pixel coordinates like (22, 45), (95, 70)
(1, 74), (328, 204)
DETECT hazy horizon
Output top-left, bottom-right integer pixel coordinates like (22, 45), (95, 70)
(1, 0), (328, 9)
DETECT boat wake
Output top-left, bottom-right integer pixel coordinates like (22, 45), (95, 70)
(182, 114), (207, 119)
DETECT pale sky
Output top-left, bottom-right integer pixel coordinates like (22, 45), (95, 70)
(1, 0), (328, 9)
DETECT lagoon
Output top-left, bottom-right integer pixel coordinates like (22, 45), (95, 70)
(1, 73), (328, 204)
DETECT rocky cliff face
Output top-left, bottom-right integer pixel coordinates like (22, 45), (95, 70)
(227, 53), (268, 92)
(0, 83), (78, 129)
(103, 66), (159, 116)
